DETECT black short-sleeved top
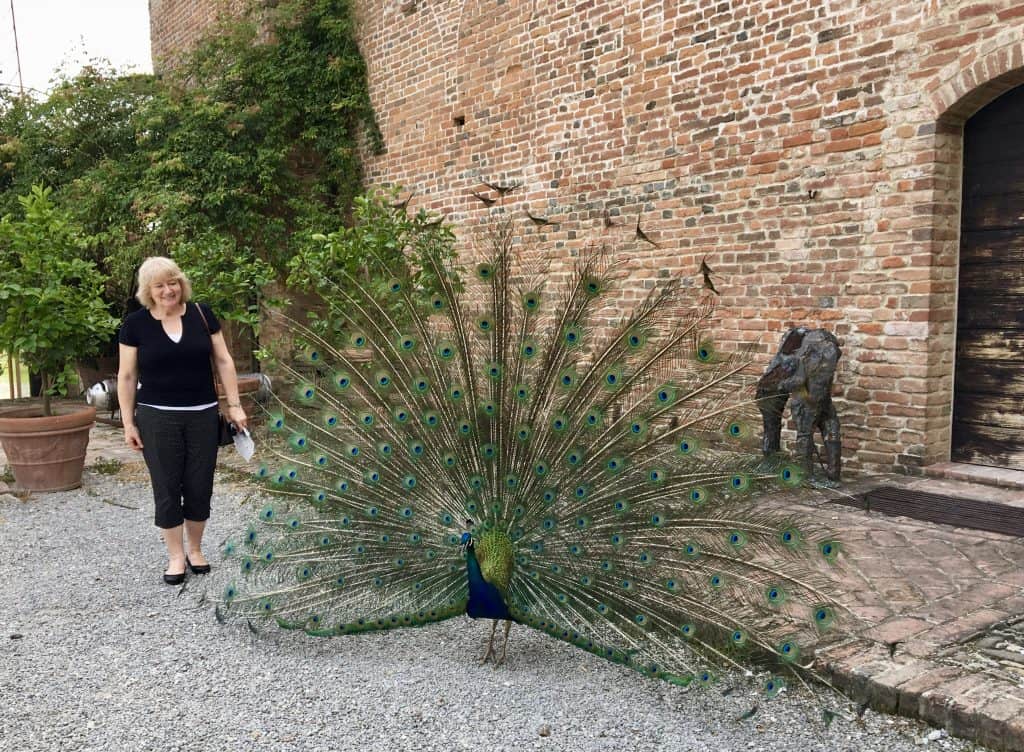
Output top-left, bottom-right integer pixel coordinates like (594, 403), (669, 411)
(118, 302), (221, 407)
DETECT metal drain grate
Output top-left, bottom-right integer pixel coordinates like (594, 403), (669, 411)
(842, 487), (1024, 538)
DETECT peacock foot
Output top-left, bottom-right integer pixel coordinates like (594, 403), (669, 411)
(479, 620), (498, 664)
(493, 620), (513, 667)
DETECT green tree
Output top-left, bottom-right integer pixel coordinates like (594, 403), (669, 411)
(0, 185), (119, 415)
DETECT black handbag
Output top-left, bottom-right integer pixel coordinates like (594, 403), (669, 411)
(196, 303), (236, 447)
(216, 412), (235, 446)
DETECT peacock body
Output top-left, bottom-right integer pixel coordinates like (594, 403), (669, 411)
(219, 217), (843, 694)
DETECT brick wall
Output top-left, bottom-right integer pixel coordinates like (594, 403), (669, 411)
(149, 0), (1024, 475)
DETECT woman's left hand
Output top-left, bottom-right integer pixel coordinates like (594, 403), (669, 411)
(227, 405), (248, 433)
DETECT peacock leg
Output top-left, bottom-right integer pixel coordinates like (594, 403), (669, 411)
(494, 620), (513, 666)
(480, 619), (498, 664)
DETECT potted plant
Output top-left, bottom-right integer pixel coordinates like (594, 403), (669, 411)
(0, 185), (119, 491)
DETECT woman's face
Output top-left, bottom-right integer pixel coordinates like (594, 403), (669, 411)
(150, 276), (182, 308)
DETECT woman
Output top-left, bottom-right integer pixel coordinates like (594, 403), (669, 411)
(117, 257), (248, 585)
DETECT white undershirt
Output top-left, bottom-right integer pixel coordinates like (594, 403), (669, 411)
(138, 402), (219, 411)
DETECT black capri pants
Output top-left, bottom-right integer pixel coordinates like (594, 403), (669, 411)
(135, 405), (219, 528)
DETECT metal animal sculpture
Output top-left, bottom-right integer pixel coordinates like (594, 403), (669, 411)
(757, 328), (842, 483)
(218, 225), (843, 693)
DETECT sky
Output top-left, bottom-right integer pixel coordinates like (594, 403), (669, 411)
(0, 0), (152, 96)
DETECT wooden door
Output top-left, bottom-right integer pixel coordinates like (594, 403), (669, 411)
(952, 85), (1024, 469)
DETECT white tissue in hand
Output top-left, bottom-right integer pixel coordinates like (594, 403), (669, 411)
(233, 428), (255, 462)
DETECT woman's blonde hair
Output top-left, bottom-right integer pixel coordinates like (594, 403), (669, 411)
(135, 257), (193, 309)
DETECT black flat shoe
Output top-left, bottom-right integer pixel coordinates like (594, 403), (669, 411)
(163, 570), (186, 585)
(186, 556), (211, 575)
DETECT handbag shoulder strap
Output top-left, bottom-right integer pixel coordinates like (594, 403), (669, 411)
(194, 302), (211, 336)
(194, 303), (220, 387)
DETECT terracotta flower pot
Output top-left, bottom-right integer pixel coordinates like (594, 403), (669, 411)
(0, 405), (96, 492)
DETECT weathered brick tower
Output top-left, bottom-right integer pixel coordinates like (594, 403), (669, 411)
(149, 0), (1024, 477)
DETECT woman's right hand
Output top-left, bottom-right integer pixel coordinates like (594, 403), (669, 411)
(124, 424), (143, 451)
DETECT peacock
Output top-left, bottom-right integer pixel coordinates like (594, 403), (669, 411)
(216, 215), (845, 696)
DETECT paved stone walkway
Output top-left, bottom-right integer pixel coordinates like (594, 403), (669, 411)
(771, 485), (1024, 751)
(2, 422), (1023, 750)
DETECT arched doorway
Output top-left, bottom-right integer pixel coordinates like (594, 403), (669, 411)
(951, 84), (1024, 470)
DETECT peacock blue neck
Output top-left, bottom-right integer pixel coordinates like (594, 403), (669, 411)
(465, 545), (513, 621)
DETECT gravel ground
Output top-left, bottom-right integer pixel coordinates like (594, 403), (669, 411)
(0, 468), (988, 752)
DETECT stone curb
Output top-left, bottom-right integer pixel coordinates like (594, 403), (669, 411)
(819, 638), (1024, 751)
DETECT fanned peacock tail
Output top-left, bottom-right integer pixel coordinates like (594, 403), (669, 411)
(218, 215), (845, 694)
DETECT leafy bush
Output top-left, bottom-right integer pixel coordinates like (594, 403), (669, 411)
(286, 188), (459, 339)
